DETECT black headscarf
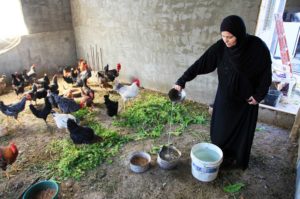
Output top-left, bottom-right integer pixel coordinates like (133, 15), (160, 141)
(220, 15), (250, 71)
(219, 15), (272, 102)
(220, 15), (247, 46)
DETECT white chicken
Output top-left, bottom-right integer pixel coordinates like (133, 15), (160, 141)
(114, 78), (140, 111)
(27, 64), (37, 78)
(51, 111), (77, 129)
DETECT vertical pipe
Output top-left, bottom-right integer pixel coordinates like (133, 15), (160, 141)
(100, 47), (103, 71)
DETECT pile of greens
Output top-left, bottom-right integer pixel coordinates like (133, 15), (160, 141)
(45, 92), (208, 180)
(46, 109), (131, 180)
(113, 92), (208, 140)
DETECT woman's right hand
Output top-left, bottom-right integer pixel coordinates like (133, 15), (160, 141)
(174, 85), (182, 91)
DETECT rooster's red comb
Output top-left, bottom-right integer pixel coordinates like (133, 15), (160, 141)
(117, 63), (121, 71)
(132, 78), (140, 87)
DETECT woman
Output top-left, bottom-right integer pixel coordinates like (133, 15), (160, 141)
(174, 15), (272, 170)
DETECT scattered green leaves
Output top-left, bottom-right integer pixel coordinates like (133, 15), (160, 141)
(223, 183), (245, 193)
(43, 92), (209, 180)
(149, 145), (163, 155)
(46, 109), (131, 180)
(113, 92), (208, 140)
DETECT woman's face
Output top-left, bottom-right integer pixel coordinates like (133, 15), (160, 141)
(221, 31), (237, 48)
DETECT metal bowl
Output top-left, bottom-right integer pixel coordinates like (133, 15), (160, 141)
(157, 145), (181, 170)
(129, 151), (151, 173)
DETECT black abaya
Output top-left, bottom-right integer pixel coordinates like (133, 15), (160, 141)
(176, 35), (272, 169)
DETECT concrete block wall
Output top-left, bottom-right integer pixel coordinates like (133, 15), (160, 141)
(0, 0), (76, 77)
(70, 0), (261, 105)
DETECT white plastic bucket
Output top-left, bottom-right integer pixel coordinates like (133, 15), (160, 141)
(190, 143), (223, 182)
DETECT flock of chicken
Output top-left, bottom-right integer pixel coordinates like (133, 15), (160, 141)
(0, 59), (141, 177)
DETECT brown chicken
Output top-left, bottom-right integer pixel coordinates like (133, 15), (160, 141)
(0, 143), (19, 178)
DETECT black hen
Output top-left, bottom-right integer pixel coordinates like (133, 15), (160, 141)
(49, 74), (59, 94)
(104, 64), (121, 82)
(51, 93), (81, 113)
(63, 67), (78, 84)
(104, 95), (118, 117)
(0, 96), (28, 119)
(29, 97), (52, 125)
(36, 73), (50, 87)
(11, 74), (25, 96)
(29, 83), (49, 101)
(67, 119), (102, 144)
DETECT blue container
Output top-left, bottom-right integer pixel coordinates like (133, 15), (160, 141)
(22, 180), (59, 199)
(263, 90), (282, 107)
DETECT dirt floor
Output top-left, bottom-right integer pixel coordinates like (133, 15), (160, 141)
(0, 77), (298, 199)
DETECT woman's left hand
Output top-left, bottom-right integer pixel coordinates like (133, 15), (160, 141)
(247, 96), (258, 105)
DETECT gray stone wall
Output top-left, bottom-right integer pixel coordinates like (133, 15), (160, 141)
(71, 0), (261, 104)
(0, 0), (76, 77)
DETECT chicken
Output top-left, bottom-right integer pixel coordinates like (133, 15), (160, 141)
(26, 83), (48, 102)
(67, 119), (102, 144)
(63, 67), (78, 84)
(104, 63), (121, 82)
(11, 73), (25, 96)
(73, 59), (91, 87)
(0, 143), (19, 179)
(96, 71), (113, 89)
(78, 59), (89, 72)
(96, 63), (121, 88)
(104, 94), (118, 117)
(115, 78), (140, 101)
(29, 97), (52, 126)
(0, 75), (7, 95)
(51, 111), (77, 129)
(75, 71), (91, 87)
(24, 83), (38, 103)
(26, 64), (37, 79)
(80, 79), (94, 107)
(0, 95), (29, 120)
(49, 74), (59, 95)
(36, 73), (50, 87)
(50, 93), (81, 114)
(114, 78), (140, 111)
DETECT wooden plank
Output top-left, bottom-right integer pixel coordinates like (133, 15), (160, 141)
(259, 103), (297, 115)
(290, 108), (300, 141)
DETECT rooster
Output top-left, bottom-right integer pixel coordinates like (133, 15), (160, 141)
(97, 63), (121, 88)
(104, 63), (121, 82)
(29, 97), (52, 126)
(0, 143), (19, 178)
(0, 95), (29, 121)
(51, 111), (77, 129)
(104, 94), (118, 117)
(67, 119), (102, 144)
(96, 71), (112, 89)
(114, 78), (140, 110)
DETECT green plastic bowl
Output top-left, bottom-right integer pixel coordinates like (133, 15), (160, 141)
(22, 180), (59, 199)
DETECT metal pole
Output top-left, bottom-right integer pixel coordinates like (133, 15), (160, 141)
(100, 47), (103, 71)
